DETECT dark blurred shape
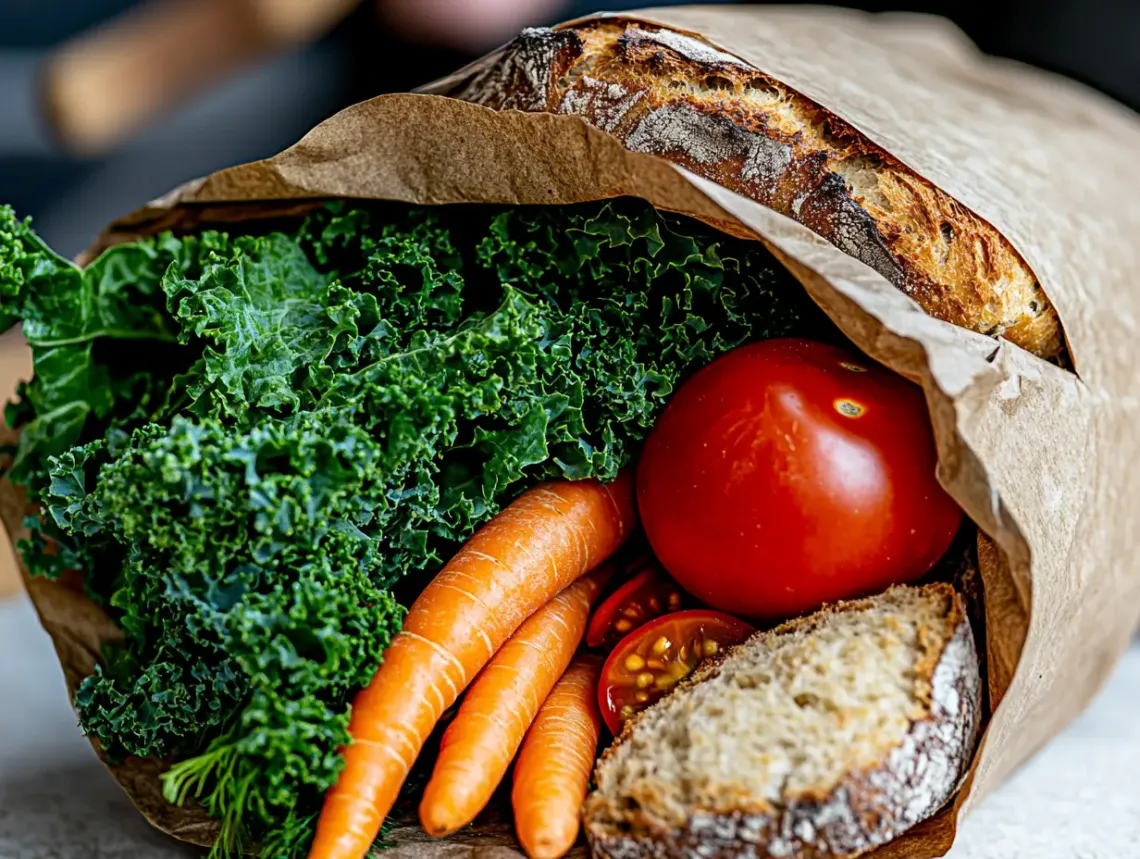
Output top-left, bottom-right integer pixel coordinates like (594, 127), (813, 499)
(0, 0), (143, 49)
(994, 0), (1140, 110)
(33, 42), (348, 257)
(2, 0), (1140, 257)
(378, 0), (567, 52)
(43, 0), (359, 156)
(0, 0), (357, 255)
(769, 0), (1140, 111)
(344, 0), (729, 103)
(374, 0), (719, 53)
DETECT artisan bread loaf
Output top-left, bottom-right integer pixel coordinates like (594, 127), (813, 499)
(445, 20), (1062, 358)
(583, 583), (981, 859)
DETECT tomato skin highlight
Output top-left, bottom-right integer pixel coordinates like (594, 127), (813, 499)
(585, 555), (686, 649)
(637, 339), (962, 620)
(598, 609), (755, 735)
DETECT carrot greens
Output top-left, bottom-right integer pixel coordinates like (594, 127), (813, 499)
(0, 199), (817, 856)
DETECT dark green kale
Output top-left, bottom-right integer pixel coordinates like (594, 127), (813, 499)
(0, 200), (824, 856)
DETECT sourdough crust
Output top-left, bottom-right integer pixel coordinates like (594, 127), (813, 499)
(443, 20), (1062, 359)
(583, 585), (982, 859)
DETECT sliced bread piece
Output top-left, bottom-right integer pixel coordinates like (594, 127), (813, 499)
(583, 583), (981, 859)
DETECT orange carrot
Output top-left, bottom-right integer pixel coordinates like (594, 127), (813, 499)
(309, 474), (635, 859)
(418, 563), (613, 836)
(512, 655), (604, 859)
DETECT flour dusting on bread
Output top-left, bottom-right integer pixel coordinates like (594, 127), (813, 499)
(622, 26), (750, 68)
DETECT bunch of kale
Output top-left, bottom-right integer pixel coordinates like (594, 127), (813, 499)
(0, 199), (819, 855)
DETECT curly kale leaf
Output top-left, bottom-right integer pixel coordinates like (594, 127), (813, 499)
(470, 203), (813, 480)
(164, 233), (338, 416)
(0, 206), (189, 495)
(55, 413), (404, 853)
(5, 198), (822, 856)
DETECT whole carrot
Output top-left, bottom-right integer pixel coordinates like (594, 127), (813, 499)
(419, 563), (613, 837)
(309, 474), (635, 859)
(512, 655), (604, 859)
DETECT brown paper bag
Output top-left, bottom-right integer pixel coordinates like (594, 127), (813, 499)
(0, 328), (31, 599)
(6, 6), (1140, 858)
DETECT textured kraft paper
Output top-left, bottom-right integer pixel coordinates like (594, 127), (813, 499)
(0, 330), (30, 598)
(4, 6), (1140, 858)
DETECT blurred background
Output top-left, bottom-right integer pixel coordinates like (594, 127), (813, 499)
(1, 0), (1139, 259)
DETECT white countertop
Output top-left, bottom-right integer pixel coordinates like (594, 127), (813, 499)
(1, 594), (1137, 859)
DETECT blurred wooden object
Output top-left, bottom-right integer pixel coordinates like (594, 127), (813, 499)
(0, 329), (32, 599)
(41, 0), (360, 156)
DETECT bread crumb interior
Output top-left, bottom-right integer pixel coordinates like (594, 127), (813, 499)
(594, 587), (953, 826)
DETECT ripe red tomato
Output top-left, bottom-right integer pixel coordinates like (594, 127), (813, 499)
(599, 609), (755, 734)
(585, 554), (687, 649)
(637, 338), (961, 619)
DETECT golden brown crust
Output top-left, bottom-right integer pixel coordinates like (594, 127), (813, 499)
(444, 20), (1062, 358)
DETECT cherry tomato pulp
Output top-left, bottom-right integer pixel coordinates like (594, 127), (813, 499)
(586, 555), (687, 649)
(637, 339), (962, 619)
(599, 610), (755, 734)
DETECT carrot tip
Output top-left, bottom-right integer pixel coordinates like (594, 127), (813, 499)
(419, 801), (467, 839)
(522, 829), (576, 859)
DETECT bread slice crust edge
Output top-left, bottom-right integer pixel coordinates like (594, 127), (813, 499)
(583, 584), (982, 859)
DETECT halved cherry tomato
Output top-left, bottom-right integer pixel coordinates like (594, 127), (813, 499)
(599, 609), (755, 734)
(585, 554), (687, 649)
